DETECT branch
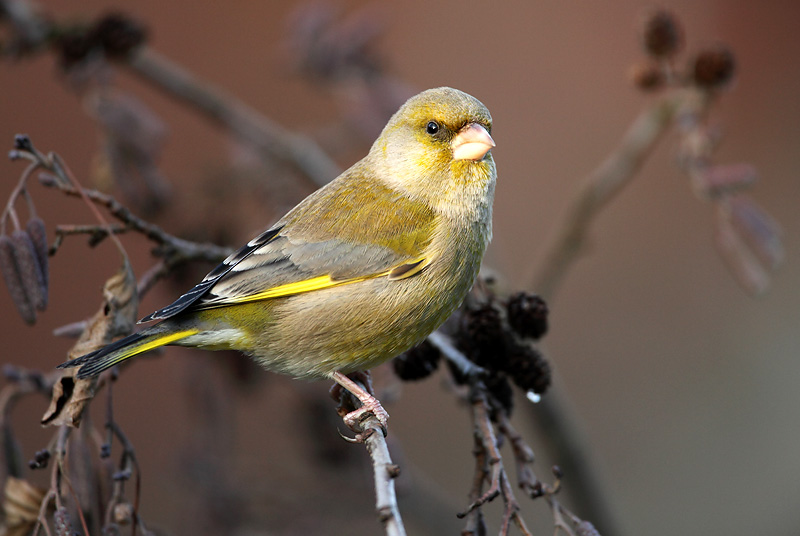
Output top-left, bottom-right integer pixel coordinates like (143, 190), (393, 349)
(330, 374), (407, 536)
(361, 414), (406, 536)
(44, 177), (232, 263)
(128, 48), (342, 188)
(530, 89), (693, 299)
(0, 0), (342, 188)
(458, 383), (532, 536)
(8, 137), (233, 317)
(427, 330), (487, 380)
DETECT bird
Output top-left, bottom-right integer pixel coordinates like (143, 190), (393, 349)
(58, 86), (496, 433)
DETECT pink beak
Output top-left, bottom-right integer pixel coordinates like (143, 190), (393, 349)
(451, 123), (495, 161)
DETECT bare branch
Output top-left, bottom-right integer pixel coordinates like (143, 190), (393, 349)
(45, 177), (232, 263)
(128, 48), (342, 187)
(362, 414), (406, 536)
(427, 330), (487, 380)
(530, 90), (690, 299)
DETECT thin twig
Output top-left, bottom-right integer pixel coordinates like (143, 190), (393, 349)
(52, 223), (129, 252)
(461, 432), (489, 535)
(521, 90), (712, 536)
(0, 0), (342, 187)
(47, 179), (232, 263)
(330, 372), (406, 536)
(458, 382), (533, 536)
(128, 47), (341, 187)
(428, 330), (487, 379)
(497, 414), (542, 499)
(33, 426), (71, 536)
(501, 473), (533, 536)
(59, 464), (92, 536)
(332, 373), (407, 536)
(33, 490), (55, 536)
(105, 409), (143, 535)
(362, 414), (407, 536)
(0, 161), (37, 233)
(530, 89), (703, 299)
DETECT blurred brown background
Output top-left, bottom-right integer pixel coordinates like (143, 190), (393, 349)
(1, 1), (799, 535)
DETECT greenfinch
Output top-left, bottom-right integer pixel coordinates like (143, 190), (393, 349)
(58, 87), (496, 429)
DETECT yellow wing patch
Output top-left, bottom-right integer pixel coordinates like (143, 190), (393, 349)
(234, 274), (374, 303)
(220, 256), (431, 305)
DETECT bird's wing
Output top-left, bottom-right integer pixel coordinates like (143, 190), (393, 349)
(140, 173), (437, 323)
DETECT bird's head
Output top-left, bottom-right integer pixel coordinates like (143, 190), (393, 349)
(367, 87), (496, 210)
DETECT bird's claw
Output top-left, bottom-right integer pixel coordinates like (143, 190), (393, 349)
(330, 370), (389, 441)
(342, 404), (389, 441)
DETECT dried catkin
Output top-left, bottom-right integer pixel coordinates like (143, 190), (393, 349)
(0, 234), (35, 324)
(11, 230), (47, 312)
(25, 217), (49, 305)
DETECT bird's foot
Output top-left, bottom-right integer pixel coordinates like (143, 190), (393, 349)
(331, 371), (389, 442)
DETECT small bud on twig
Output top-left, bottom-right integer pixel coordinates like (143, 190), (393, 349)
(112, 468), (132, 481)
(27, 448), (50, 469)
(12, 135), (34, 153)
(641, 9), (682, 58)
(692, 46), (736, 89)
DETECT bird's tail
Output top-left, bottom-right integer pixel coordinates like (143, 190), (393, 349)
(57, 327), (199, 379)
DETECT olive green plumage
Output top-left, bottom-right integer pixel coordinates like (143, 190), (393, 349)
(59, 87), (497, 383)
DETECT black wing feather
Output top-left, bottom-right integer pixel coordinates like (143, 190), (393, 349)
(138, 227), (283, 323)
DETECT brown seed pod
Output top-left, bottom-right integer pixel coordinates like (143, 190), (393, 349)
(92, 12), (148, 58)
(11, 229), (47, 311)
(641, 9), (683, 58)
(506, 342), (551, 396)
(25, 217), (49, 306)
(393, 339), (441, 381)
(458, 302), (508, 371)
(506, 292), (549, 340)
(692, 46), (736, 89)
(0, 234), (35, 324)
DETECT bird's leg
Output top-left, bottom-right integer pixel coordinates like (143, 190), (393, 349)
(331, 371), (389, 438)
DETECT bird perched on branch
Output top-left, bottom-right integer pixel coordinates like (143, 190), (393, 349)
(58, 87), (497, 434)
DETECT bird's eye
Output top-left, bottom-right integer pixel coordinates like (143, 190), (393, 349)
(425, 121), (440, 135)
